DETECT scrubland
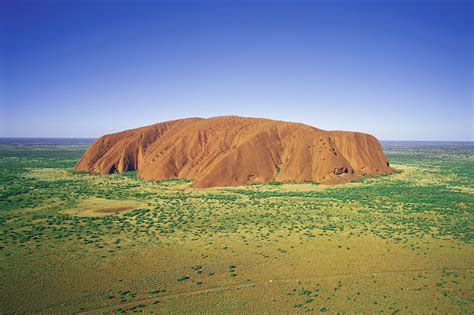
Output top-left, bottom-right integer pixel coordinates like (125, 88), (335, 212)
(0, 141), (472, 313)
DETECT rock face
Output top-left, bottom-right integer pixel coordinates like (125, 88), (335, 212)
(75, 116), (392, 188)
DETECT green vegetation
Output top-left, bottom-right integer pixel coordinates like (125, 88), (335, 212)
(177, 275), (190, 282)
(0, 140), (472, 313)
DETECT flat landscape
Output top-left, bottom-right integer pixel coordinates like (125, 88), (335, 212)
(0, 139), (473, 314)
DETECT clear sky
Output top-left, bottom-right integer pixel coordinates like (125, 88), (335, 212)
(1, 0), (472, 140)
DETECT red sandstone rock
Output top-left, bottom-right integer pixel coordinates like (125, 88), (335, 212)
(75, 116), (392, 188)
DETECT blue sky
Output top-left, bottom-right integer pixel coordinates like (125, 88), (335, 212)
(1, 0), (472, 140)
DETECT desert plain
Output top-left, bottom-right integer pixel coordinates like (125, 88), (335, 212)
(0, 139), (472, 314)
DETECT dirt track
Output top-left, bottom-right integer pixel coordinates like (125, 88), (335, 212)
(76, 267), (471, 314)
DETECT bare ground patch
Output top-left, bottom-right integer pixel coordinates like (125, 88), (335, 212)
(62, 197), (146, 217)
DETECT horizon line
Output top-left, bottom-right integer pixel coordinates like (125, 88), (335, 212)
(0, 137), (473, 143)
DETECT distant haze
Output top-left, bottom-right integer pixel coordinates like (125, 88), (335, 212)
(1, 0), (472, 141)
